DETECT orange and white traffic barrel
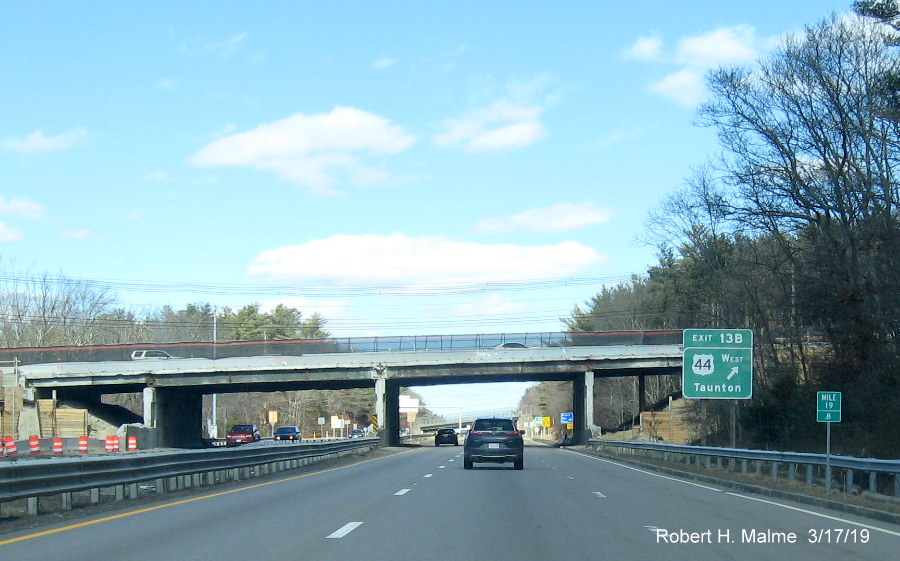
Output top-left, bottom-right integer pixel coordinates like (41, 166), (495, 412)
(29, 435), (41, 455)
(2, 436), (16, 456)
(105, 435), (121, 453)
(77, 435), (89, 454)
(52, 437), (64, 455)
(127, 435), (138, 452)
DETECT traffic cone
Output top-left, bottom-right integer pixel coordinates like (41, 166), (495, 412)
(2, 436), (16, 456)
(78, 435), (89, 454)
(52, 437), (64, 455)
(127, 435), (138, 451)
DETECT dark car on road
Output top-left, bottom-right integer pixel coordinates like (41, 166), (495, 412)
(226, 424), (261, 446)
(434, 428), (459, 446)
(274, 425), (302, 442)
(463, 417), (524, 470)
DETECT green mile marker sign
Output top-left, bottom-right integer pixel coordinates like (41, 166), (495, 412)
(817, 391), (842, 423)
(682, 329), (753, 399)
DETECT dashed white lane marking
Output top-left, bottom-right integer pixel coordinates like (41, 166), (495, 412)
(593, 491), (607, 498)
(439, 465), (446, 469)
(394, 489), (411, 496)
(327, 522), (363, 538)
(423, 474), (433, 478)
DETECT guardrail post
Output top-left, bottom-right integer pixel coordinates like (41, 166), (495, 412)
(27, 497), (38, 516)
(806, 464), (814, 485)
(845, 469), (854, 493)
(771, 461), (779, 479)
(788, 463), (796, 481)
(61, 492), (72, 510)
(869, 471), (877, 494)
(90, 488), (100, 504)
(755, 460), (762, 475)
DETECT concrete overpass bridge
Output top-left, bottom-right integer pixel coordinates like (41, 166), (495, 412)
(9, 331), (683, 447)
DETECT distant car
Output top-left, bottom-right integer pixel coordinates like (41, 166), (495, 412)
(434, 428), (459, 446)
(274, 425), (302, 442)
(349, 429), (365, 438)
(226, 424), (261, 446)
(464, 417), (524, 470)
(493, 342), (528, 349)
(130, 349), (172, 360)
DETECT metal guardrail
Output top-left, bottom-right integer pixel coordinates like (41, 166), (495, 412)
(588, 440), (900, 498)
(0, 438), (379, 516)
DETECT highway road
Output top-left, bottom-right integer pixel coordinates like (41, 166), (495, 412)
(1, 442), (898, 560)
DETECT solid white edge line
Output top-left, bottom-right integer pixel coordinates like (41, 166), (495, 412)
(394, 489), (411, 496)
(566, 449), (900, 537)
(725, 492), (900, 537)
(326, 521), (363, 539)
(565, 450), (722, 491)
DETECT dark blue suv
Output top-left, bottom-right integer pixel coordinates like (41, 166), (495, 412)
(463, 418), (524, 470)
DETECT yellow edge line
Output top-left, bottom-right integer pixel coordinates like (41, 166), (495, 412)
(0, 447), (414, 547)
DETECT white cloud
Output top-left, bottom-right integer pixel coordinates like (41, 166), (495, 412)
(371, 57), (395, 69)
(246, 233), (605, 286)
(62, 228), (92, 240)
(2, 128), (87, 153)
(649, 68), (706, 106)
(145, 171), (171, 182)
(675, 25), (760, 68)
(190, 107), (417, 195)
(623, 35), (663, 60)
(434, 101), (547, 153)
(205, 32), (248, 58)
(0, 221), (23, 242)
(629, 24), (769, 106)
(474, 202), (614, 234)
(453, 294), (526, 318)
(0, 196), (45, 220)
(596, 127), (642, 149)
(155, 77), (179, 91)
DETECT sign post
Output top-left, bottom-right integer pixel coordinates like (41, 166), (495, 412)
(817, 391), (842, 489)
(682, 329), (753, 399)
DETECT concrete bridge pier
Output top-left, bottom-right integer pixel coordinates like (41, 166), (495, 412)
(143, 387), (203, 448)
(374, 373), (402, 447)
(573, 370), (599, 444)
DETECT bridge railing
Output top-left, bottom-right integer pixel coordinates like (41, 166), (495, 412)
(0, 438), (378, 518)
(588, 440), (900, 500)
(0, 330), (684, 365)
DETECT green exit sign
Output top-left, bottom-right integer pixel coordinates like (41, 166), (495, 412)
(682, 329), (753, 399)
(817, 391), (842, 423)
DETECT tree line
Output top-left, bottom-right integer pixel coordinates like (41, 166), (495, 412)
(554, 7), (900, 457)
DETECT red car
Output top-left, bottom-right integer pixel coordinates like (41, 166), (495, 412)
(226, 424), (261, 446)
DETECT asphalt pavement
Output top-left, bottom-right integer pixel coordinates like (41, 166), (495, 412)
(0, 442), (898, 560)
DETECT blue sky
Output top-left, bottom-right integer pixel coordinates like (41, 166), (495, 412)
(1, 2), (853, 411)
